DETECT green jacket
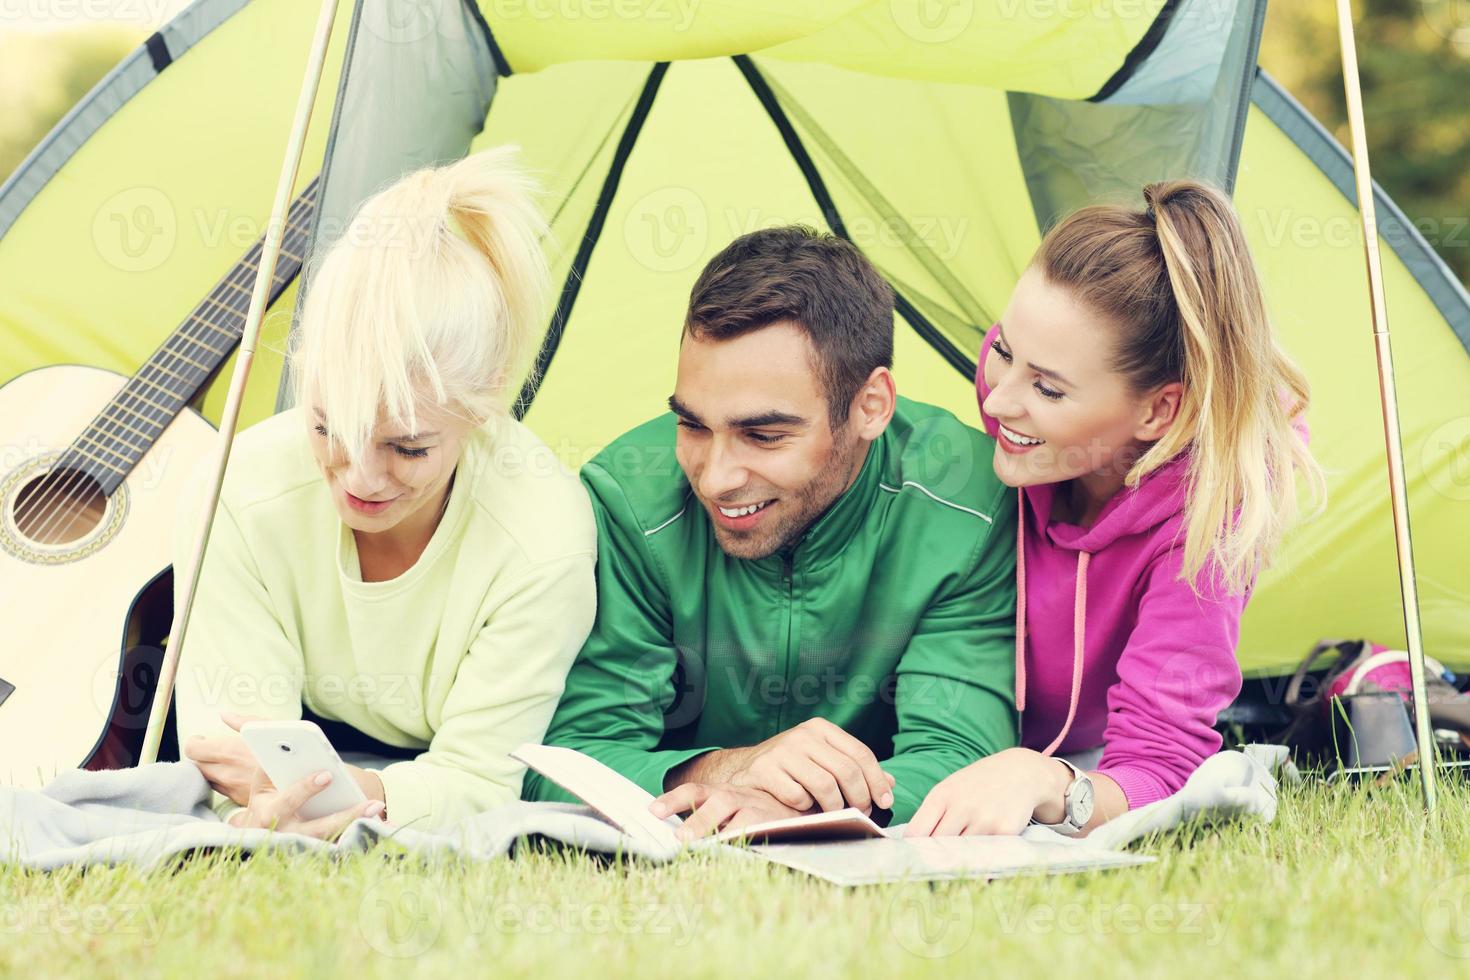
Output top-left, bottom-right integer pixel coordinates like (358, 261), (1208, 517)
(523, 396), (1019, 822)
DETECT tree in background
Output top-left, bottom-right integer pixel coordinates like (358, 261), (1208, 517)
(0, 27), (142, 182)
(1261, 0), (1470, 283)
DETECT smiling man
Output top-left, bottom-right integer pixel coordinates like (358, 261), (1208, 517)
(522, 226), (1019, 832)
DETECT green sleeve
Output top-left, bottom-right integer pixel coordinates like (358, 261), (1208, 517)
(880, 487), (1019, 824)
(521, 463), (716, 802)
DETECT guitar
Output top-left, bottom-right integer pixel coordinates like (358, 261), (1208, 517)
(0, 179), (319, 788)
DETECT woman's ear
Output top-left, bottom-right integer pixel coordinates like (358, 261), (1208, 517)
(1134, 381), (1183, 442)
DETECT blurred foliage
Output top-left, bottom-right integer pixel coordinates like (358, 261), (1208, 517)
(0, 6), (1466, 280)
(0, 26), (143, 182)
(1261, 0), (1470, 281)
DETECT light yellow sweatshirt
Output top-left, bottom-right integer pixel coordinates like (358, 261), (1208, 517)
(172, 407), (597, 832)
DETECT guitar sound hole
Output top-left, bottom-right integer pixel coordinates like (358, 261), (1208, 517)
(11, 468), (107, 545)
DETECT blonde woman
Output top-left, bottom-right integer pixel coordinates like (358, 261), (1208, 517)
(176, 148), (596, 839)
(907, 180), (1322, 837)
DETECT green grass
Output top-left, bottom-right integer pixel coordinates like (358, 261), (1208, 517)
(3, 774), (1468, 978)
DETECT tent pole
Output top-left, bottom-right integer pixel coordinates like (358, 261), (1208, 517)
(1332, 0), (1438, 817)
(138, 0), (343, 767)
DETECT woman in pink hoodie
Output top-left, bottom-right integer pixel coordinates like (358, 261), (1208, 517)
(906, 180), (1322, 837)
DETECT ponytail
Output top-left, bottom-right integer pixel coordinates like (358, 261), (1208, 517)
(290, 145), (550, 462)
(1036, 179), (1324, 595)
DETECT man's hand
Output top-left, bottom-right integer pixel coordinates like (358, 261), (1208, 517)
(667, 719), (895, 814)
(649, 783), (807, 841)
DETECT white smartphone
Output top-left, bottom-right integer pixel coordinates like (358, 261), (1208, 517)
(240, 720), (368, 822)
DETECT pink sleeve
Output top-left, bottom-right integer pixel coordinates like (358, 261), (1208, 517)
(1095, 548), (1246, 808)
(975, 324), (1000, 440)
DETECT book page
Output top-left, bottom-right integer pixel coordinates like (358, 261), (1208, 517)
(512, 744), (682, 852)
(711, 807), (892, 844)
(749, 835), (1153, 885)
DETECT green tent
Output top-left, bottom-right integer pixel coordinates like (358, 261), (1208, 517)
(2, 0), (1466, 676)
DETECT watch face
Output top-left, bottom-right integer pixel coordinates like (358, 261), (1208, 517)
(1071, 778), (1096, 826)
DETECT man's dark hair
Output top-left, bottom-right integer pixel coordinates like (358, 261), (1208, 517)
(684, 225), (895, 427)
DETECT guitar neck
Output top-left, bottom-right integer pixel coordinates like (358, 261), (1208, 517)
(61, 179), (320, 496)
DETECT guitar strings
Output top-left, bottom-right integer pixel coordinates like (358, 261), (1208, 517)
(21, 214), (308, 546)
(22, 194), (316, 544)
(18, 189), (319, 546)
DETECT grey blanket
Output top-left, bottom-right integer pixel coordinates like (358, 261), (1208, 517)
(0, 747), (1287, 872)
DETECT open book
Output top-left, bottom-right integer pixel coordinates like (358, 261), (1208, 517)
(512, 743), (893, 850)
(512, 743), (1153, 884)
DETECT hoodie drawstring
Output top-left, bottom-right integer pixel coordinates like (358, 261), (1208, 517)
(1014, 501), (1090, 757)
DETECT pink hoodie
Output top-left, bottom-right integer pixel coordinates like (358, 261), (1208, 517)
(978, 324), (1245, 809)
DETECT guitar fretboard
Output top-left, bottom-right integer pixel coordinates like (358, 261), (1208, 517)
(59, 179), (320, 496)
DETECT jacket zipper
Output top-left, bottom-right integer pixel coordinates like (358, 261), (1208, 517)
(776, 552), (795, 736)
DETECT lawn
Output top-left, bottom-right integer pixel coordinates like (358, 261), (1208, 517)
(2, 772), (1466, 978)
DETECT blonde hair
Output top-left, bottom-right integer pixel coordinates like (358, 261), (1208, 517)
(290, 145), (549, 461)
(1035, 179), (1325, 595)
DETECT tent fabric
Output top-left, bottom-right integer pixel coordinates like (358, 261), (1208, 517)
(0, 0), (253, 239)
(480, 0), (1171, 97)
(276, 0), (502, 407)
(1009, 0), (1265, 232)
(0, 0), (1466, 675)
(1100, 0), (1239, 105)
(1250, 72), (1470, 354)
(0, 0), (355, 427)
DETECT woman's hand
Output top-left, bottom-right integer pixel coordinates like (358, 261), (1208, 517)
(184, 712), (264, 806)
(903, 747), (1072, 837)
(186, 712), (388, 810)
(227, 766), (384, 840)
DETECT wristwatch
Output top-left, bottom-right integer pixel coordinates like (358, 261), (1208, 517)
(1034, 757), (1094, 835)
